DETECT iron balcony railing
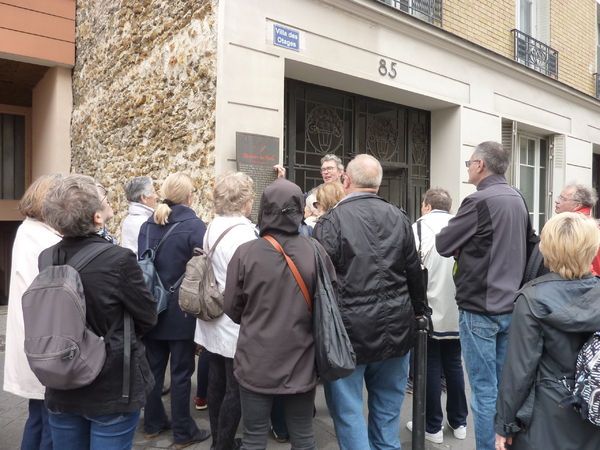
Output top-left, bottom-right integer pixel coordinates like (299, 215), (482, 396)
(375, 0), (443, 27)
(511, 29), (558, 79)
(595, 73), (600, 100)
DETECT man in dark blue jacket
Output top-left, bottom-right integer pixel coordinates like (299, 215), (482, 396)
(314, 154), (427, 450)
(436, 141), (528, 450)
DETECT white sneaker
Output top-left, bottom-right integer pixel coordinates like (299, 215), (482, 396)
(448, 422), (467, 439)
(406, 421), (444, 444)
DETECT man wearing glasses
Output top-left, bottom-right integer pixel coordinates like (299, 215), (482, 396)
(435, 141), (528, 450)
(555, 183), (600, 274)
(275, 154), (345, 199)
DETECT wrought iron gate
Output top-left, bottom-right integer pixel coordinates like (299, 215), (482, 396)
(284, 80), (430, 222)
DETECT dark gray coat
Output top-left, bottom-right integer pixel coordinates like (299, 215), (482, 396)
(495, 273), (600, 450)
(436, 174), (528, 315)
(313, 193), (426, 366)
(224, 179), (337, 394)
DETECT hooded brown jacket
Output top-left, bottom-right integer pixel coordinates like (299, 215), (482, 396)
(224, 179), (337, 394)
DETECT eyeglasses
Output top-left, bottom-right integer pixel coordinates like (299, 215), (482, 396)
(321, 166), (337, 174)
(464, 159), (481, 168)
(96, 185), (110, 204)
(557, 195), (576, 202)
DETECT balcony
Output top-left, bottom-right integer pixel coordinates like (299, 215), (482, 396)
(512, 29), (558, 79)
(375, 0), (443, 27)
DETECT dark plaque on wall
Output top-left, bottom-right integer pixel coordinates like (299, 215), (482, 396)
(236, 132), (280, 223)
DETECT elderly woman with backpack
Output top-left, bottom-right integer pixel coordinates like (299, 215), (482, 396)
(138, 172), (211, 449)
(34, 174), (157, 449)
(194, 171), (258, 450)
(494, 212), (600, 450)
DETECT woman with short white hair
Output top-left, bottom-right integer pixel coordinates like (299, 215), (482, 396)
(494, 212), (600, 449)
(195, 171), (257, 450)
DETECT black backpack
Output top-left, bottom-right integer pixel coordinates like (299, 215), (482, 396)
(139, 222), (184, 314)
(514, 188), (550, 287)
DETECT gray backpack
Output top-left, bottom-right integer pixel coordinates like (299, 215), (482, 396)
(22, 243), (117, 390)
(179, 223), (242, 321)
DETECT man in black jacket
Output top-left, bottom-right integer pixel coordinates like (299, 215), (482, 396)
(436, 141), (528, 450)
(313, 154), (427, 450)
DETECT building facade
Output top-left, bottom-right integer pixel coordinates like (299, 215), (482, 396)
(0, 0), (74, 303)
(5, 0), (600, 301)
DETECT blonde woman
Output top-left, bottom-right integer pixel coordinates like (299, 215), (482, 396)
(138, 172), (211, 449)
(494, 213), (600, 450)
(315, 181), (345, 215)
(195, 171), (258, 450)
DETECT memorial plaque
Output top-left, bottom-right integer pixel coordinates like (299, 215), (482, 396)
(236, 132), (280, 223)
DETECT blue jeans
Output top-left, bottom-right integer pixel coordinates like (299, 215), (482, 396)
(48, 409), (141, 450)
(459, 309), (511, 450)
(426, 338), (468, 433)
(324, 356), (409, 450)
(22, 399), (53, 450)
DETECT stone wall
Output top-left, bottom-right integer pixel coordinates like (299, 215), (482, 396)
(71, 0), (218, 240)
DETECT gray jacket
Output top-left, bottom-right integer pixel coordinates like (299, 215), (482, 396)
(495, 273), (600, 449)
(436, 174), (528, 315)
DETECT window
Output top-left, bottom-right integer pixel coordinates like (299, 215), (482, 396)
(515, 135), (549, 232)
(519, 0), (534, 36)
(0, 112), (27, 200)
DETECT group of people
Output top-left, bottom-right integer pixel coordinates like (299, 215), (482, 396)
(4, 139), (600, 450)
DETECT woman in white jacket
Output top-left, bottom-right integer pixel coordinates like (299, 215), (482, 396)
(194, 172), (258, 450)
(3, 174), (63, 450)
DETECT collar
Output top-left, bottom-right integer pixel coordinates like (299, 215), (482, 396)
(476, 173), (508, 191)
(128, 202), (154, 216)
(574, 206), (593, 217)
(148, 204), (198, 224)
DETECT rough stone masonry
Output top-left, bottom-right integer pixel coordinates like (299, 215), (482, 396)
(71, 0), (219, 238)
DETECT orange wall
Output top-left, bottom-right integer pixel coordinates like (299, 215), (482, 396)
(0, 0), (76, 66)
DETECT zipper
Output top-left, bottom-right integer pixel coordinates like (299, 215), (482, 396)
(26, 345), (77, 361)
(25, 283), (87, 324)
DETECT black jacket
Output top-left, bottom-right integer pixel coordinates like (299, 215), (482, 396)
(138, 205), (206, 340)
(313, 193), (426, 366)
(495, 273), (600, 449)
(44, 235), (157, 416)
(436, 174), (528, 315)
(224, 179), (337, 394)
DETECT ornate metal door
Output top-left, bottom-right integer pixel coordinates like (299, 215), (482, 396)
(284, 80), (430, 221)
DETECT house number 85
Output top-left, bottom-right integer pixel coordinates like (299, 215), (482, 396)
(378, 59), (397, 79)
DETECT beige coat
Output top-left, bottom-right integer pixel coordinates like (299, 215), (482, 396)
(3, 218), (61, 399)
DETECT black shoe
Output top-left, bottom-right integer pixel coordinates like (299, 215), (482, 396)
(174, 429), (211, 449)
(144, 420), (172, 439)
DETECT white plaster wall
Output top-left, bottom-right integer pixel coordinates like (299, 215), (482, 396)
(32, 66), (72, 178)
(216, 0), (600, 202)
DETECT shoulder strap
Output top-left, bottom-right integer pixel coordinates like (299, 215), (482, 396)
(40, 243), (112, 272)
(207, 223), (244, 257)
(263, 235), (312, 313)
(146, 222), (181, 257)
(417, 220), (423, 260)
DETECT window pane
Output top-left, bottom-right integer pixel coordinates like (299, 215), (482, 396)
(520, 165), (535, 211)
(520, 138), (528, 164)
(1, 113), (26, 200)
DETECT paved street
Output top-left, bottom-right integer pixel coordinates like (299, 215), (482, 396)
(0, 305), (475, 449)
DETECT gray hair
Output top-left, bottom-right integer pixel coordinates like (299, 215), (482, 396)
(567, 183), (598, 208)
(346, 154), (382, 189)
(474, 141), (510, 175)
(43, 174), (102, 237)
(320, 154), (344, 172)
(124, 176), (153, 203)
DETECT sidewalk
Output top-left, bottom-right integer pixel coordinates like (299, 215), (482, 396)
(0, 305), (475, 449)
